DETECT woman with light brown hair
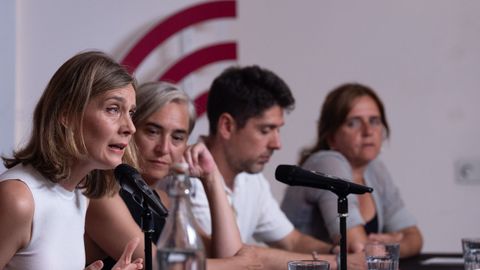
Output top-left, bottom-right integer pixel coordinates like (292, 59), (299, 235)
(0, 51), (142, 270)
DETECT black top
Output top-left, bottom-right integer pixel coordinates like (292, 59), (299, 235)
(101, 189), (166, 269)
(364, 213), (379, 235)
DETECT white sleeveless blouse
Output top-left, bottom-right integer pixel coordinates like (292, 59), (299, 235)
(0, 164), (88, 270)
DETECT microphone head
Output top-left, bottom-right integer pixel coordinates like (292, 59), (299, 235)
(114, 163), (169, 217)
(114, 163), (139, 185)
(275, 164), (297, 184)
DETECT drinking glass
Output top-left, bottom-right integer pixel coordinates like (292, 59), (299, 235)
(365, 242), (399, 270)
(462, 238), (480, 270)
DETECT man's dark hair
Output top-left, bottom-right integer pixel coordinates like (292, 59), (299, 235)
(207, 65), (295, 134)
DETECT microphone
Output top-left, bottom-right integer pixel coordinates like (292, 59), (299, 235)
(114, 164), (168, 217)
(275, 164), (373, 196)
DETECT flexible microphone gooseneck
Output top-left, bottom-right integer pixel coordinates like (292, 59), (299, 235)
(114, 163), (168, 217)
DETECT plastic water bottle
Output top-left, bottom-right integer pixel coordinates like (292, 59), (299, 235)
(156, 163), (205, 270)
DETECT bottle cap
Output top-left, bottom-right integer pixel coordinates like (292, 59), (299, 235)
(172, 162), (189, 174)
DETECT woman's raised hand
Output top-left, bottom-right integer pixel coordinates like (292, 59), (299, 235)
(84, 237), (143, 270)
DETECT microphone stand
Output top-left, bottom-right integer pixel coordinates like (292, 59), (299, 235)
(308, 172), (372, 270)
(115, 164), (169, 270)
(331, 188), (370, 270)
(125, 190), (167, 270)
(274, 165), (373, 270)
(337, 195), (348, 270)
(142, 199), (155, 270)
(318, 179), (370, 270)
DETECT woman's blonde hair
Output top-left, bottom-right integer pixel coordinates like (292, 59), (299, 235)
(133, 81), (196, 133)
(3, 50), (138, 198)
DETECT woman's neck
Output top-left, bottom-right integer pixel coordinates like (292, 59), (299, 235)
(351, 166), (367, 184)
(61, 161), (91, 191)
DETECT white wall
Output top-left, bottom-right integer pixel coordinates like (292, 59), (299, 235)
(0, 0), (15, 164)
(3, 0), (480, 253)
(241, 1), (480, 253)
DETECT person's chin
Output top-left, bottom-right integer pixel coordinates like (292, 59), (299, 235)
(97, 160), (122, 171)
(366, 150), (380, 159)
(247, 164), (265, 174)
(359, 154), (377, 164)
(149, 161), (169, 170)
(143, 166), (168, 180)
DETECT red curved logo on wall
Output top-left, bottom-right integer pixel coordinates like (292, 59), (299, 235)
(120, 0), (237, 116)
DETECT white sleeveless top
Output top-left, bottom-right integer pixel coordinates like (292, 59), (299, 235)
(0, 164), (88, 270)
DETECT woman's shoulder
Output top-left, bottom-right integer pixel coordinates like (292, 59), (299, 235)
(0, 180), (34, 265)
(0, 179), (34, 246)
(303, 150), (351, 171)
(306, 150), (348, 162)
(0, 179), (34, 219)
(366, 157), (394, 185)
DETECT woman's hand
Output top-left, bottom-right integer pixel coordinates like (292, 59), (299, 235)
(183, 142), (219, 184)
(84, 237), (143, 270)
(84, 260), (104, 270)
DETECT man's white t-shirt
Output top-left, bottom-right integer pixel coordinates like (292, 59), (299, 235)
(190, 172), (293, 244)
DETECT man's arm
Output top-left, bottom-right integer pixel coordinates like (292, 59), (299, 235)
(252, 245), (366, 270)
(206, 246), (263, 270)
(184, 142), (243, 258)
(268, 229), (333, 254)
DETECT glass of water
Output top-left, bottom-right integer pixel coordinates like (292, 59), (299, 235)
(365, 242), (400, 270)
(462, 238), (480, 270)
(287, 260), (330, 270)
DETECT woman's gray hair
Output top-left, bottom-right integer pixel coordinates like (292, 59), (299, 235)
(133, 81), (196, 134)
